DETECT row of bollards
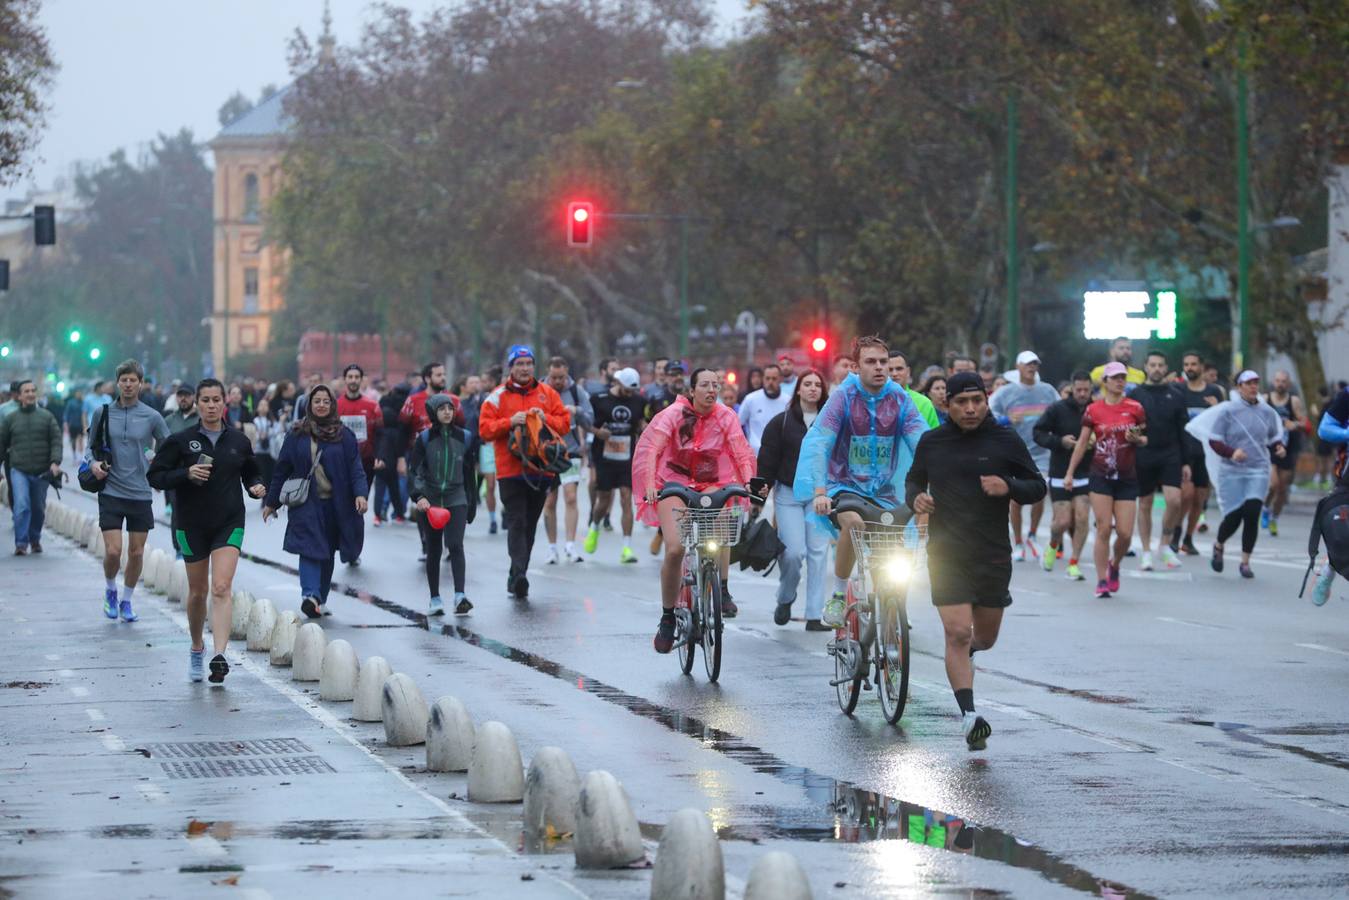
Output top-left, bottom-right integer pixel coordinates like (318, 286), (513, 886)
(39, 498), (813, 898)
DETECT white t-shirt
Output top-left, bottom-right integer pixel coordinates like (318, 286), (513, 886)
(738, 388), (790, 452)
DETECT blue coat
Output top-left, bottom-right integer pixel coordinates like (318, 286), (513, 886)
(265, 428), (367, 562)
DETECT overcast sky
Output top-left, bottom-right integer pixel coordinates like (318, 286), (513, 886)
(25, 0), (753, 193)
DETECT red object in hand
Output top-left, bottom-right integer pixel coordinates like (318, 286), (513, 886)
(426, 506), (451, 530)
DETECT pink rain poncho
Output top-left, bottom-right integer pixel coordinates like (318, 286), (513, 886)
(632, 394), (757, 526)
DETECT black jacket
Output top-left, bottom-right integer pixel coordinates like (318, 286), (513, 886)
(1033, 396), (1092, 480)
(906, 416), (1047, 565)
(409, 424), (479, 519)
(756, 407), (809, 490)
(1131, 381), (1189, 459)
(147, 424), (263, 529)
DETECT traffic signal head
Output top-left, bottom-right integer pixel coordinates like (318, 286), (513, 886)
(0, 259), (9, 291)
(89, 347), (101, 361)
(68, 329), (81, 344)
(810, 335), (828, 354)
(34, 205), (55, 246)
(0, 345), (9, 358)
(567, 201), (593, 247)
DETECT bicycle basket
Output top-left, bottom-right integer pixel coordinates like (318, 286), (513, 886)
(849, 521), (928, 579)
(674, 506), (745, 550)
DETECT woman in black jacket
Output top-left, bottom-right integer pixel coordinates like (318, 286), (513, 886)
(756, 369), (830, 630)
(409, 394), (478, 616)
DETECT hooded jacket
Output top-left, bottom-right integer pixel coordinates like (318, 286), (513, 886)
(478, 376), (570, 480)
(409, 393), (479, 514)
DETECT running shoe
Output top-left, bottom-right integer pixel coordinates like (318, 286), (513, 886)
(619, 546), (638, 564)
(372, 516), (383, 527)
(1141, 550), (1154, 571)
(1066, 562), (1084, 581)
(489, 520), (498, 535)
(1095, 580), (1111, 598)
(1239, 563), (1254, 579)
(428, 595), (445, 616)
(1181, 536), (1200, 556)
(1107, 563), (1121, 594)
(1260, 507), (1270, 529)
(1197, 514), (1208, 533)
(118, 600), (137, 623)
(1161, 547), (1182, 570)
(103, 588), (119, 619)
(1311, 565), (1335, 607)
(1210, 545), (1224, 573)
(1268, 518), (1279, 537)
(602, 515), (613, 532)
(189, 648), (205, 683)
(653, 614), (676, 653)
(1012, 543), (1027, 563)
(301, 596), (322, 619)
(720, 589), (738, 619)
(822, 592), (847, 628)
(546, 546), (560, 565)
(1041, 544), (1058, 572)
(454, 594), (473, 615)
(1169, 526), (1182, 554)
(583, 526), (600, 554)
(1025, 536), (1041, 560)
(30, 542), (42, 554)
(208, 654), (229, 685)
(774, 603), (792, 626)
(512, 575), (530, 599)
(962, 712), (991, 751)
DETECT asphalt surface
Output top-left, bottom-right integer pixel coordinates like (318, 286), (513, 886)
(4, 462), (1348, 898)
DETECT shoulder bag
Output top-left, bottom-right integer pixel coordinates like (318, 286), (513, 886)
(278, 437), (319, 508)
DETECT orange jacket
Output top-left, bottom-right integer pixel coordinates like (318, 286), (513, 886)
(478, 378), (571, 480)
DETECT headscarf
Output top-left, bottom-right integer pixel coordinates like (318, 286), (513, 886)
(300, 384), (343, 443)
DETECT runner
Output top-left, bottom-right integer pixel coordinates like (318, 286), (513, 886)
(478, 345), (571, 599)
(1261, 370), (1306, 536)
(907, 370), (1047, 750)
(989, 351), (1058, 562)
(0, 379), (62, 555)
(543, 356), (591, 564)
(409, 394), (476, 616)
(164, 385), (199, 433)
(148, 379), (266, 684)
(635, 367), (756, 650)
(477, 366), (502, 534)
(1189, 370), (1286, 578)
(792, 336), (928, 629)
(887, 349), (940, 428)
(63, 389), (85, 458)
(337, 363), (383, 565)
(1310, 383), (1349, 604)
(1312, 385), (1338, 490)
(1032, 371), (1094, 580)
(85, 360), (170, 621)
(1063, 362), (1148, 598)
(1178, 351), (1225, 554)
(585, 366), (646, 563)
(738, 363), (789, 451)
(1131, 350), (1190, 570)
(1089, 337), (1145, 389)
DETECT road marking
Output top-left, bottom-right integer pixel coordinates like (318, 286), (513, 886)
(84, 708), (105, 722)
(69, 685), (89, 698)
(44, 654), (60, 661)
(1296, 642), (1349, 657)
(1156, 616), (1225, 631)
(100, 733), (125, 752)
(57, 669), (74, 678)
(184, 833), (227, 858)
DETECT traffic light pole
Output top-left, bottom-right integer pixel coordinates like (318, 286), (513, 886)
(1235, 34), (1251, 373)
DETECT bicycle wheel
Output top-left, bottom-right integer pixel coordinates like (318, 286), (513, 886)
(875, 593), (909, 725)
(699, 560), (723, 683)
(833, 601), (862, 715)
(677, 584), (696, 675)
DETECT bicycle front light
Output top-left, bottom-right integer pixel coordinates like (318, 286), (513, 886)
(884, 555), (912, 584)
(704, 540), (720, 553)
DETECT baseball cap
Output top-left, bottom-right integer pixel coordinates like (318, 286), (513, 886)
(1015, 350), (1040, 365)
(665, 360), (687, 375)
(1236, 369), (1260, 385)
(1102, 362), (1128, 378)
(946, 371), (985, 398)
(175, 385), (194, 396)
(506, 344), (534, 366)
(614, 367), (640, 389)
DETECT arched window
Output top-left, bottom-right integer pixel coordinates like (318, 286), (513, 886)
(243, 173), (260, 222)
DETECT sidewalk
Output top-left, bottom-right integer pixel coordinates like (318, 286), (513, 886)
(0, 531), (582, 898)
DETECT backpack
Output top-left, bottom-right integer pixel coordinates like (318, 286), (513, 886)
(1300, 488), (1349, 596)
(730, 515), (786, 575)
(508, 409), (571, 478)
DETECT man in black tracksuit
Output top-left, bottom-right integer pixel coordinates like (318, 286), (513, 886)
(906, 371), (1047, 751)
(1032, 372), (1095, 579)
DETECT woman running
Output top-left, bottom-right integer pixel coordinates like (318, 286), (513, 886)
(1064, 362), (1148, 598)
(633, 368), (756, 653)
(409, 394), (477, 616)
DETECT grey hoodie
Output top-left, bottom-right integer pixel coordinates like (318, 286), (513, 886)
(86, 400), (170, 501)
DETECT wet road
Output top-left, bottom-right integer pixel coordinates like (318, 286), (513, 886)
(54, 481), (1349, 897)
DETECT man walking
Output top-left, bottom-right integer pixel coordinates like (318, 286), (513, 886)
(887, 349), (940, 428)
(738, 363), (789, 452)
(85, 360), (170, 621)
(989, 351), (1058, 561)
(1033, 372), (1094, 580)
(1132, 351), (1190, 570)
(0, 380), (63, 555)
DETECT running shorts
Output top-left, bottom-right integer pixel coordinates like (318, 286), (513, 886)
(1047, 476), (1089, 503)
(478, 441), (496, 476)
(555, 456), (584, 488)
(98, 494), (155, 533)
(1088, 475), (1140, 501)
(929, 558), (1012, 609)
(1274, 434), (1300, 472)
(595, 458), (633, 492)
(1187, 453), (1210, 489)
(1136, 453), (1182, 495)
(174, 516), (245, 564)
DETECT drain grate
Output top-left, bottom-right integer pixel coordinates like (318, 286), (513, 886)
(161, 756), (336, 779)
(146, 738), (311, 759)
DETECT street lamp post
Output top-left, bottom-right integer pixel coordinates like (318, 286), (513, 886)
(1235, 33), (1251, 373)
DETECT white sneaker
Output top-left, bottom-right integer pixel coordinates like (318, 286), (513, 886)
(546, 546), (560, 565)
(962, 711), (991, 751)
(1140, 550), (1154, 571)
(428, 595), (445, 616)
(1160, 547), (1182, 569)
(1312, 564), (1335, 607)
(1013, 544), (1027, 563)
(821, 592), (847, 628)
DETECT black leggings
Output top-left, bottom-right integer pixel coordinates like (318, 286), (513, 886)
(1217, 498), (1262, 555)
(424, 504), (468, 597)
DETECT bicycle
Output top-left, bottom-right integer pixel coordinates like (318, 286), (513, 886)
(827, 495), (926, 724)
(658, 483), (751, 683)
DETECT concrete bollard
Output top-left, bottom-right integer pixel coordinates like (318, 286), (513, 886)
(319, 639), (359, 701)
(523, 746), (580, 840)
(245, 598), (278, 652)
(381, 673), (429, 746)
(91, 527), (106, 560)
(144, 548), (165, 591)
(229, 591), (254, 640)
(743, 852), (812, 900)
(291, 622), (327, 682)
(167, 560), (188, 604)
(426, 696), (475, 773)
(155, 551), (172, 594)
(353, 656), (392, 722)
(468, 721), (525, 803)
(269, 611), (301, 666)
(79, 517), (95, 548)
(574, 770), (644, 869)
(650, 808), (725, 900)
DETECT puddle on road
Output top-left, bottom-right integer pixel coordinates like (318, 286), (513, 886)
(236, 551), (1152, 898)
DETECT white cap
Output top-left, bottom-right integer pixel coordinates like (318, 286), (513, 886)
(1236, 369), (1260, 385)
(614, 367), (640, 389)
(1015, 350), (1041, 365)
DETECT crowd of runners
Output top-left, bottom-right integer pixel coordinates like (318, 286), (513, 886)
(1, 335), (1346, 741)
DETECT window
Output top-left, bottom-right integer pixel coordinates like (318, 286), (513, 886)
(243, 173), (260, 222)
(243, 267), (259, 313)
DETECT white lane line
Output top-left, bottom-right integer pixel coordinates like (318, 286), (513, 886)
(44, 654), (60, 661)
(57, 669), (74, 678)
(69, 685), (89, 698)
(85, 708), (106, 722)
(100, 733), (125, 752)
(1156, 616), (1224, 631)
(1296, 642), (1349, 657)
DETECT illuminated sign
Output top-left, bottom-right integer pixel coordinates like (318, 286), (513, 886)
(1082, 290), (1177, 340)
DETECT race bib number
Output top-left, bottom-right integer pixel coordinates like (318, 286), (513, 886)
(603, 434), (632, 461)
(848, 436), (891, 471)
(559, 458), (584, 485)
(340, 415), (368, 442)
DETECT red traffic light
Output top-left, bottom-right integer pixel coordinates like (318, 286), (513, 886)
(567, 201), (593, 247)
(810, 336), (828, 353)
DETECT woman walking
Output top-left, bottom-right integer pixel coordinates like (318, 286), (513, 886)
(409, 394), (478, 616)
(262, 384), (368, 619)
(757, 369), (830, 630)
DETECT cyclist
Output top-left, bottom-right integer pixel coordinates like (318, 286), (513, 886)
(908, 371), (1047, 750)
(792, 335), (928, 630)
(634, 367), (756, 652)
(1033, 371), (1094, 580)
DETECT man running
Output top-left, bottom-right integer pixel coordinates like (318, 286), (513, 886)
(907, 371), (1047, 750)
(887, 349), (940, 428)
(584, 366), (645, 563)
(1033, 371), (1094, 580)
(1178, 351), (1225, 553)
(1262, 370), (1306, 536)
(337, 363), (383, 565)
(1089, 337), (1145, 389)
(989, 351), (1058, 562)
(543, 356), (591, 564)
(645, 361), (686, 554)
(148, 379), (266, 684)
(85, 360), (170, 621)
(1310, 383), (1349, 604)
(0, 379), (62, 555)
(738, 363), (789, 451)
(1132, 350), (1190, 570)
